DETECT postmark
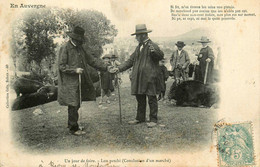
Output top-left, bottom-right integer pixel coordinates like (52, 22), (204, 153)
(215, 122), (256, 167)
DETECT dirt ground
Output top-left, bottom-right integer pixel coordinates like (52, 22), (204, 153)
(11, 73), (218, 154)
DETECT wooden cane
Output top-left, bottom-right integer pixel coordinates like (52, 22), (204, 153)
(78, 73), (83, 132)
(98, 72), (103, 104)
(116, 73), (122, 124)
(204, 61), (209, 84)
(79, 73), (82, 106)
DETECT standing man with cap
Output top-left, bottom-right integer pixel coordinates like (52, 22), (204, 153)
(170, 41), (190, 84)
(99, 54), (114, 104)
(58, 26), (113, 135)
(196, 36), (214, 83)
(158, 58), (169, 102)
(113, 24), (164, 128)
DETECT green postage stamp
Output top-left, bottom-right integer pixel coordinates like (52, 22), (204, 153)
(215, 122), (256, 167)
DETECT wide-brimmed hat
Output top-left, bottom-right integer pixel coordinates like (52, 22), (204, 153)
(102, 54), (111, 59)
(131, 24), (152, 36)
(197, 36), (211, 43)
(175, 41), (186, 47)
(66, 26), (85, 42)
(111, 54), (118, 58)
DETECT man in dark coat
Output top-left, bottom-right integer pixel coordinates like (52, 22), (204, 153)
(115, 24), (164, 128)
(58, 26), (111, 135)
(196, 36), (215, 83)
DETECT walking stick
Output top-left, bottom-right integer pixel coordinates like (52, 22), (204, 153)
(116, 73), (122, 124)
(98, 72), (103, 104)
(79, 73), (82, 106)
(204, 61), (209, 84)
(78, 73), (83, 131)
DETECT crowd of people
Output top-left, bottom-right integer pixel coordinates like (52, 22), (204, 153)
(57, 24), (216, 136)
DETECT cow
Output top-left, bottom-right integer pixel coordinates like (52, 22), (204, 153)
(12, 77), (44, 97)
(169, 80), (219, 107)
(12, 86), (58, 110)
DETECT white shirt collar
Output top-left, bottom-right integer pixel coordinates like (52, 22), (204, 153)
(142, 38), (149, 45)
(70, 40), (77, 47)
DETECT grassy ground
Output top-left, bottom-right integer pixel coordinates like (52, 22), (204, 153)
(11, 73), (218, 154)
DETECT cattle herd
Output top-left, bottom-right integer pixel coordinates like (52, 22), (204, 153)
(11, 64), (219, 110)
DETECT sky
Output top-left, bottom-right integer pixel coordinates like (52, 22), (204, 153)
(3, 0), (236, 38)
(55, 0), (205, 38)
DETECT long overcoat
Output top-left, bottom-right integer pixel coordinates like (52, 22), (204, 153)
(197, 46), (214, 83)
(58, 41), (107, 106)
(118, 39), (164, 96)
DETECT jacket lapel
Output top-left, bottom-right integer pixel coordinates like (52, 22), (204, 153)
(179, 50), (184, 59)
(174, 50), (178, 60)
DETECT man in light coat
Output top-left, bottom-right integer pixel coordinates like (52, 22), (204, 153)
(170, 41), (190, 84)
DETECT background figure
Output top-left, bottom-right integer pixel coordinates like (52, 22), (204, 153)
(100, 54), (114, 104)
(158, 58), (169, 101)
(110, 54), (121, 88)
(196, 36), (214, 84)
(170, 41), (190, 84)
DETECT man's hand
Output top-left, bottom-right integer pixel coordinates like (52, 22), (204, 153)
(195, 53), (202, 58)
(182, 65), (186, 69)
(206, 58), (211, 62)
(75, 68), (83, 74)
(177, 64), (182, 69)
(193, 60), (199, 65)
(107, 66), (119, 73)
(149, 43), (155, 52)
(111, 68), (119, 73)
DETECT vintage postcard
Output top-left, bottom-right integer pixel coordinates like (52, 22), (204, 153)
(0, 0), (259, 166)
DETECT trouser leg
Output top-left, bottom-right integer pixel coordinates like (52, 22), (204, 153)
(162, 83), (166, 98)
(148, 95), (158, 123)
(182, 71), (188, 81)
(135, 94), (146, 122)
(68, 105), (80, 132)
(158, 93), (161, 101)
(162, 91), (166, 98)
(174, 69), (182, 84)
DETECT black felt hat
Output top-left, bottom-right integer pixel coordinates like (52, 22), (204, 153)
(66, 26), (85, 41)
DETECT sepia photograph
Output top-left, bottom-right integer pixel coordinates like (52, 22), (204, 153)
(0, 0), (259, 166)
